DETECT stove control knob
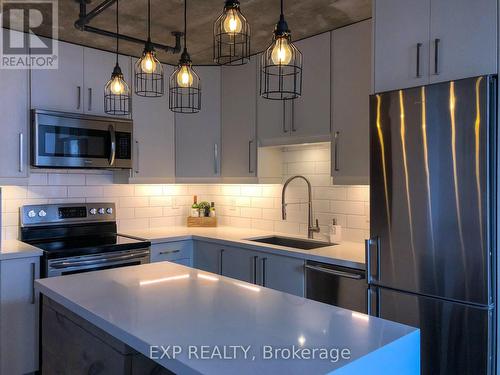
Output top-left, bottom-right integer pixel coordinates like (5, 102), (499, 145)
(28, 210), (36, 218)
(38, 210), (47, 217)
(98, 208), (105, 215)
(106, 208), (113, 215)
(89, 208), (97, 215)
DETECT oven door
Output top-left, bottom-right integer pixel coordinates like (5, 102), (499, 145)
(32, 110), (132, 169)
(46, 248), (150, 277)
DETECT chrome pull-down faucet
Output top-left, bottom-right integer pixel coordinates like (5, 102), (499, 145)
(281, 175), (321, 239)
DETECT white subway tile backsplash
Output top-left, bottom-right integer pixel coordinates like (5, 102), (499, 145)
(1, 143), (369, 243)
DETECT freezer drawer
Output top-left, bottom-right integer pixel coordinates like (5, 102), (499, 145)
(369, 286), (494, 375)
(306, 261), (367, 314)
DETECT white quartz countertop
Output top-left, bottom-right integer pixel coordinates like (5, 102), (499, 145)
(0, 239), (43, 261)
(121, 226), (365, 269)
(36, 262), (419, 374)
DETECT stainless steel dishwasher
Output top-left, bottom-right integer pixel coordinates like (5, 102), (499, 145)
(305, 261), (367, 314)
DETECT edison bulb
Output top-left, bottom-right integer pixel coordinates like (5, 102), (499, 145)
(110, 76), (125, 95)
(223, 9), (242, 33)
(140, 52), (156, 73)
(176, 65), (193, 88)
(271, 37), (292, 65)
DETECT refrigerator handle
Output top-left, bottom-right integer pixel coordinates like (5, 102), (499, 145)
(365, 237), (379, 283)
(367, 287), (379, 317)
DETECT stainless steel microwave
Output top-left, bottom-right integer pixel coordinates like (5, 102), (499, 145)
(31, 109), (133, 169)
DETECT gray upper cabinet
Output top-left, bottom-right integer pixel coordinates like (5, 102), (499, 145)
(31, 39), (84, 112)
(221, 57), (257, 179)
(331, 20), (371, 185)
(373, 0), (431, 93)
(83, 47), (132, 117)
(429, 0), (497, 84)
(0, 30), (29, 178)
(131, 64), (175, 182)
(257, 32), (331, 146)
(292, 32), (331, 142)
(175, 66), (221, 179)
(374, 0), (497, 93)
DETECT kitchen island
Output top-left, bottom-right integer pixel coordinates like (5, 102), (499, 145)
(36, 262), (419, 374)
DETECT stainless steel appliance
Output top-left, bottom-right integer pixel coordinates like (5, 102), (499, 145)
(368, 75), (496, 374)
(305, 261), (366, 314)
(31, 109), (133, 169)
(20, 203), (150, 277)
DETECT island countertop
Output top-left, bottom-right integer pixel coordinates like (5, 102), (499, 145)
(120, 226), (365, 269)
(36, 262), (419, 374)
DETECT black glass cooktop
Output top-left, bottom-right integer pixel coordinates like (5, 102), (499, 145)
(25, 235), (150, 259)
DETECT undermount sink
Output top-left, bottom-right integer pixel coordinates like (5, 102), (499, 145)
(247, 236), (334, 250)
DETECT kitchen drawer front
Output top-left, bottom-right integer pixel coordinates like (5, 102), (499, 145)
(150, 241), (193, 263)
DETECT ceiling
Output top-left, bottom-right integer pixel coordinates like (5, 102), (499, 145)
(12, 0), (372, 65)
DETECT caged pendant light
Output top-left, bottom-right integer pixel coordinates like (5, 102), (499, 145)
(104, 0), (131, 115)
(169, 0), (201, 113)
(260, 0), (302, 100)
(213, 0), (250, 65)
(135, 0), (164, 97)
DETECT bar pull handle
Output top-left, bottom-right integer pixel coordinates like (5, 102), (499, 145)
(77, 86), (81, 110)
(367, 288), (372, 316)
(334, 131), (340, 171)
(219, 249), (224, 275)
(159, 250), (180, 255)
(291, 101), (296, 132)
(30, 262), (36, 304)
(252, 256), (258, 284)
(248, 139), (254, 174)
(18, 132), (24, 173)
(214, 143), (219, 175)
(135, 140), (140, 174)
(88, 88), (93, 111)
(282, 102), (288, 133)
(365, 238), (373, 283)
(261, 257), (267, 287)
(434, 38), (440, 75)
(416, 43), (422, 78)
(109, 125), (116, 166)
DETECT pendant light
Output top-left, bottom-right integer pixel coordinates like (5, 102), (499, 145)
(135, 0), (164, 97)
(104, 0), (131, 115)
(169, 0), (201, 113)
(213, 0), (250, 65)
(260, 0), (302, 100)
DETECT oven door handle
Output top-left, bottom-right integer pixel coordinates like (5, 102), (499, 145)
(49, 250), (150, 269)
(109, 124), (116, 166)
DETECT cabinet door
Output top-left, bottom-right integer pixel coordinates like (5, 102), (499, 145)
(221, 246), (259, 283)
(0, 30), (29, 178)
(193, 241), (223, 274)
(0, 256), (40, 375)
(260, 254), (305, 297)
(373, 0), (431, 92)
(292, 33), (331, 141)
(132, 64), (175, 180)
(331, 20), (371, 185)
(31, 39), (84, 112)
(83, 47), (132, 117)
(175, 66), (221, 178)
(221, 57), (257, 178)
(429, 0), (497, 83)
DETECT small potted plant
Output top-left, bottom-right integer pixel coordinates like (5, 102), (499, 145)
(198, 201), (211, 217)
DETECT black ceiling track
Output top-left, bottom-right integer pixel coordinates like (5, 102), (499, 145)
(74, 0), (183, 54)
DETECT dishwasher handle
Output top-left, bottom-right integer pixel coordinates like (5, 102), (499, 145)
(305, 264), (364, 280)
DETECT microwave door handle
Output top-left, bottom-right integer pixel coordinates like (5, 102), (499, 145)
(109, 124), (116, 166)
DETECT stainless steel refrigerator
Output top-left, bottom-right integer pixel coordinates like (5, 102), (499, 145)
(368, 75), (496, 374)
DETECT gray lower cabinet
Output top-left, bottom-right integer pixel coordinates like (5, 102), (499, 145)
(193, 241), (305, 297)
(331, 20), (371, 185)
(175, 66), (221, 178)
